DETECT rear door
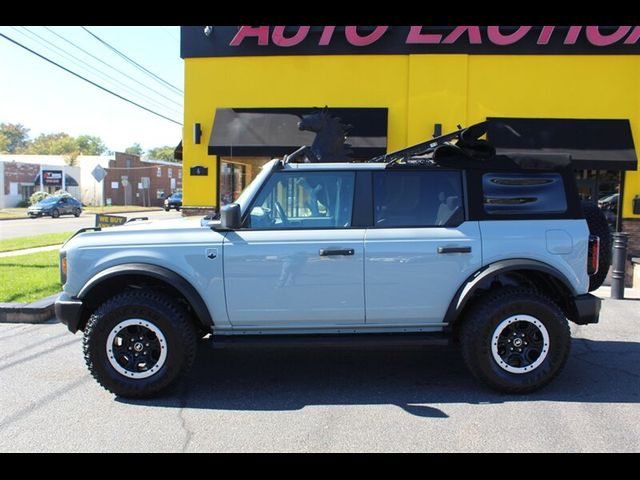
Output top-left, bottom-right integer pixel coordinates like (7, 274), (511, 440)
(364, 170), (482, 324)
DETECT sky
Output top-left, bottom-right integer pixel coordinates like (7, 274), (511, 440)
(0, 26), (183, 154)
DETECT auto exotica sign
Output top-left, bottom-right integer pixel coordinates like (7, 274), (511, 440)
(181, 26), (640, 58)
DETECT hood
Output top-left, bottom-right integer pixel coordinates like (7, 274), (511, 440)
(63, 215), (225, 251)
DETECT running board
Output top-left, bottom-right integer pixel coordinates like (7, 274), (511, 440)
(208, 333), (450, 349)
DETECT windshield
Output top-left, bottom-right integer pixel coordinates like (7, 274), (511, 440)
(234, 159), (278, 215)
(39, 197), (60, 205)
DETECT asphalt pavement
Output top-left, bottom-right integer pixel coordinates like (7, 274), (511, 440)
(0, 291), (638, 452)
(0, 210), (183, 240)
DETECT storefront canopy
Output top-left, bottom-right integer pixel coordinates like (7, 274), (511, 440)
(208, 107), (387, 158)
(33, 173), (79, 187)
(487, 118), (637, 171)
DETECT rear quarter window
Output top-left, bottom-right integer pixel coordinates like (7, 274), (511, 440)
(483, 172), (567, 215)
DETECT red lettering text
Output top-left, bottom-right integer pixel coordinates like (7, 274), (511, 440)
(537, 26), (555, 45)
(624, 26), (640, 44)
(319, 26), (337, 46)
(487, 26), (532, 45)
(442, 26), (482, 44)
(406, 26), (442, 44)
(230, 26), (269, 46)
(345, 26), (388, 46)
(586, 26), (632, 46)
(272, 26), (310, 47)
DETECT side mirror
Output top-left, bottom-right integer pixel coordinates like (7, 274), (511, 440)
(220, 203), (242, 230)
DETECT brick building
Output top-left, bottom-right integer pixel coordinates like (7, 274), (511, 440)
(0, 155), (81, 208)
(103, 152), (182, 207)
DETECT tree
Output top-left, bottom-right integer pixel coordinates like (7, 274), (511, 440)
(76, 135), (108, 155)
(125, 143), (144, 156)
(147, 145), (178, 162)
(0, 132), (9, 153)
(24, 132), (78, 155)
(0, 123), (30, 153)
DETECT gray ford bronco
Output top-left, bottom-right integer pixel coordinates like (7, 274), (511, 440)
(55, 122), (607, 398)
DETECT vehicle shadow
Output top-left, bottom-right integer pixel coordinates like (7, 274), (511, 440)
(117, 338), (640, 417)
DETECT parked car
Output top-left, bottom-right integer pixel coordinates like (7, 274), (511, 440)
(28, 195), (83, 219)
(164, 192), (182, 211)
(56, 122), (609, 398)
(598, 193), (619, 210)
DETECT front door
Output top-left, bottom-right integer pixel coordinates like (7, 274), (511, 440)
(223, 170), (365, 327)
(364, 170), (482, 324)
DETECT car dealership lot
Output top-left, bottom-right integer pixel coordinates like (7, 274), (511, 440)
(0, 293), (638, 452)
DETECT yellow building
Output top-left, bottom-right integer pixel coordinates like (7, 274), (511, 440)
(180, 26), (640, 253)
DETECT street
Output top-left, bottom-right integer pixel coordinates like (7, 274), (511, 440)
(0, 292), (638, 452)
(0, 210), (183, 239)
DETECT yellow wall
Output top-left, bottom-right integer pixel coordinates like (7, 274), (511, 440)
(183, 54), (640, 217)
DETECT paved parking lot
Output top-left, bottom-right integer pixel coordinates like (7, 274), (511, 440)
(0, 293), (639, 452)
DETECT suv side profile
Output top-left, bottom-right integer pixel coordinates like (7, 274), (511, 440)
(55, 123), (605, 398)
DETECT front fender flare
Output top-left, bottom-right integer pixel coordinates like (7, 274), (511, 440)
(78, 263), (214, 329)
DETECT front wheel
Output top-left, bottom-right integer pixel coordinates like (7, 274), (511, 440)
(51, 208), (60, 218)
(83, 291), (198, 398)
(460, 287), (570, 394)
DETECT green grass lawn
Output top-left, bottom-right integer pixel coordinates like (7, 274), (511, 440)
(0, 250), (61, 303)
(0, 208), (28, 220)
(0, 231), (74, 253)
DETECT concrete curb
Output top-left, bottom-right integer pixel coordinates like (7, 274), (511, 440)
(0, 294), (59, 324)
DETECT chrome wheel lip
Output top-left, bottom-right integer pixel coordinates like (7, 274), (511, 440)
(491, 314), (550, 374)
(106, 319), (167, 379)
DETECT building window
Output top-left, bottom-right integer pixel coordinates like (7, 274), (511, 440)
(168, 168), (173, 178)
(157, 167), (162, 177)
(178, 169), (182, 179)
(126, 159), (132, 168)
(156, 189), (165, 199)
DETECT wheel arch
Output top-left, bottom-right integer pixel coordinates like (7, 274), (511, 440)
(445, 259), (579, 332)
(76, 263), (213, 333)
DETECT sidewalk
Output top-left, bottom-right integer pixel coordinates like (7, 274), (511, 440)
(0, 244), (61, 258)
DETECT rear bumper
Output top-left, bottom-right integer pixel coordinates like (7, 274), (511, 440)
(54, 292), (84, 333)
(573, 293), (601, 325)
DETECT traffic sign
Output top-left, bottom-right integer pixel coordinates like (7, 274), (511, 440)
(91, 165), (107, 182)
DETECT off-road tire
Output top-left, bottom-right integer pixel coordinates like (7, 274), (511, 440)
(51, 208), (60, 218)
(460, 287), (571, 394)
(83, 290), (198, 398)
(581, 201), (612, 291)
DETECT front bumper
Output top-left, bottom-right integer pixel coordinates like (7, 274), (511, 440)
(573, 293), (601, 325)
(54, 292), (84, 333)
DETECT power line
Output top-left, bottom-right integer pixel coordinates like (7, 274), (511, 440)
(43, 26), (183, 108)
(81, 26), (183, 95)
(0, 31), (183, 126)
(16, 27), (182, 117)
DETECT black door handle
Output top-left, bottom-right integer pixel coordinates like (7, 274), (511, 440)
(438, 246), (472, 254)
(319, 249), (355, 256)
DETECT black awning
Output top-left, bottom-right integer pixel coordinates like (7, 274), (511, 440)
(33, 173), (79, 187)
(487, 118), (637, 170)
(174, 140), (182, 161)
(208, 107), (387, 158)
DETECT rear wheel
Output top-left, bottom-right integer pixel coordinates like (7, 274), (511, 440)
(460, 287), (570, 394)
(83, 290), (198, 398)
(582, 201), (612, 291)
(74, 208), (81, 217)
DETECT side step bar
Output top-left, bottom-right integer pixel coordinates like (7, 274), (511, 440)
(208, 333), (450, 349)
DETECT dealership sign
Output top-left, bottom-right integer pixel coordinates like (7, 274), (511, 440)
(42, 170), (63, 186)
(182, 26), (640, 57)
